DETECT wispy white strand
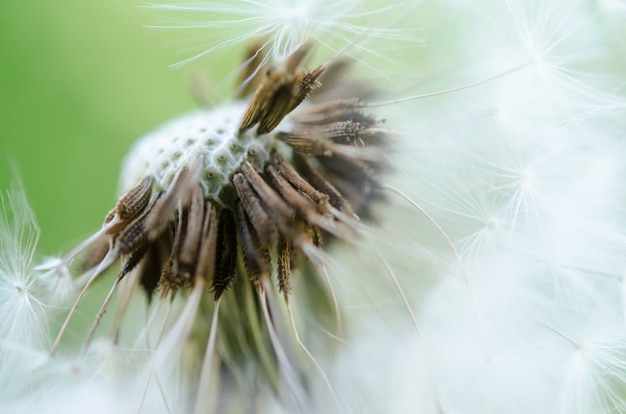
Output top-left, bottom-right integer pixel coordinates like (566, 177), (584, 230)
(144, 0), (421, 68)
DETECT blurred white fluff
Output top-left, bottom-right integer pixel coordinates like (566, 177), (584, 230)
(350, 0), (626, 413)
(0, 181), (57, 408)
(0, 181), (47, 353)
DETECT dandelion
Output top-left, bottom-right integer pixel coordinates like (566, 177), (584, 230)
(0, 179), (47, 360)
(39, 8), (404, 411)
(0, 180), (43, 339)
(3, 0), (626, 413)
(0, 179), (66, 411)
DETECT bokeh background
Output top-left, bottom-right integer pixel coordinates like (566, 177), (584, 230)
(0, 1), (231, 253)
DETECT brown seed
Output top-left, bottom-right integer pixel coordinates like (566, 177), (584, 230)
(194, 201), (218, 284)
(257, 67), (325, 135)
(119, 241), (150, 280)
(239, 47), (325, 134)
(241, 160), (294, 229)
(233, 173), (277, 246)
(277, 130), (334, 157)
(236, 202), (270, 286)
(293, 99), (376, 127)
(315, 121), (367, 144)
(319, 168), (369, 215)
(105, 176), (154, 235)
(277, 235), (292, 299)
(160, 199), (189, 292)
(138, 231), (170, 300)
(177, 186), (206, 276)
(293, 153), (357, 218)
(272, 153), (331, 214)
(116, 193), (162, 255)
(116, 176), (154, 221)
(267, 165), (320, 222)
(213, 209), (237, 299)
(146, 158), (203, 240)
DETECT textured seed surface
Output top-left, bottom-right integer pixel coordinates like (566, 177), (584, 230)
(120, 101), (292, 204)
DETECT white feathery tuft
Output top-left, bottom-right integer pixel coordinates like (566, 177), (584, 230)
(345, 0), (626, 413)
(0, 180), (48, 351)
(144, 0), (419, 69)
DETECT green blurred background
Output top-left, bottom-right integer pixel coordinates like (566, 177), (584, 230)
(0, 1), (226, 253)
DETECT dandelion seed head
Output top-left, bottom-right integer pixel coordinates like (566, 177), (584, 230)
(43, 27), (394, 410)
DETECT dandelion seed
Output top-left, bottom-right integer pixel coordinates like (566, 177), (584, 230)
(0, 180), (47, 351)
(0, 179), (66, 410)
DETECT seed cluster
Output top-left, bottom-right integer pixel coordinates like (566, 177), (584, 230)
(87, 45), (388, 301)
(53, 44), (391, 401)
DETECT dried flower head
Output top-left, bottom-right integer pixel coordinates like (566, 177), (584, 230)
(46, 38), (389, 412)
